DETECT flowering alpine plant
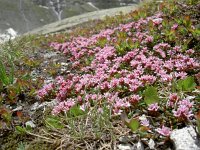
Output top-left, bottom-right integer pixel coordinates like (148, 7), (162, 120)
(148, 103), (159, 112)
(173, 99), (194, 120)
(139, 115), (149, 127)
(37, 83), (54, 99)
(156, 126), (172, 137)
(38, 10), (200, 137)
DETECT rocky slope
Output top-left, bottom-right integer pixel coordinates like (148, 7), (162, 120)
(0, 0), (140, 34)
(27, 5), (139, 35)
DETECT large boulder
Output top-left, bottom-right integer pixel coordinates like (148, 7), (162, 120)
(170, 126), (200, 150)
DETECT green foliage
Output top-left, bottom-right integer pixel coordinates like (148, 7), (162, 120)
(85, 56), (94, 66)
(0, 60), (14, 86)
(115, 38), (136, 56)
(177, 76), (196, 91)
(15, 126), (27, 134)
(15, 124), (32, 135)
(126, 118), (140, 132)
(186, 0), (199, 5)
(192, 28), (200, 37)
(45, 116), (64, 129)
(97, 37), (108, 48)
(143, 86), (159, 105)
(68, 105), (85, 117)
(121, 112), (140, 132)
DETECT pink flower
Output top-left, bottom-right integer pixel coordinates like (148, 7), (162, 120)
(52, 99), (75, 115)
(173, 105), (193, 119)
(152, 18), (163, 26)
(145, 35), (153, 43)
(37, 83), (54, 99)
(139, 115), (149, 127)
(186, 49), (194, 55)
(156, 125), (172, 136)
(140, 119), (150, 127)
(148, 103), (159, 111)
(129, 95), (142, 104)
(178, 99), (194, 108)
(171, 24), (178, 30)
(140, 75), (156, 84)
(175, 72), (187, 79)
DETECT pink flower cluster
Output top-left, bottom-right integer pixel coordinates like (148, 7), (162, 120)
(173, 99), (194, 120)
(52, 99), (75, 115)
(38, 12), (199, 118)
(37, 83), (54, 99)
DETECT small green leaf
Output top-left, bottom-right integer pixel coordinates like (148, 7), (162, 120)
(128, 118), (140, 132)
(144, 86), (159, 105)
(45, 116), (64, 129)
(177, 76), (196, 91)
(121, 112), (139, 132)
(16, 126), (26, 134)
(69, 105), (85, 117)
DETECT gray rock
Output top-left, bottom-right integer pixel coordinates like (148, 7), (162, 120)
(119, 136), (130, 144)
(44, 77), (54, 84)
(31, 99), (57, 111)
(136, 141), (144, 150)
(43, 52), (58, 59)
(170, 126), (200, 150)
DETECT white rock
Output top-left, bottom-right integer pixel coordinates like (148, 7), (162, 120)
(118, 144), (133, 150)
(6, 28), (17, 37)
(25, 121), (36, 128)
(170, 126), (200, 150)
(31, 102), (39, 111)
(148, 139), (155, 149)
(0, 28), (18, 43)
(12, 106), (23, 112)
(61, 62), (68, 66)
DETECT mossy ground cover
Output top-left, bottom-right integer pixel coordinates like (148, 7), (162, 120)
(0, 0), (199, 149)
